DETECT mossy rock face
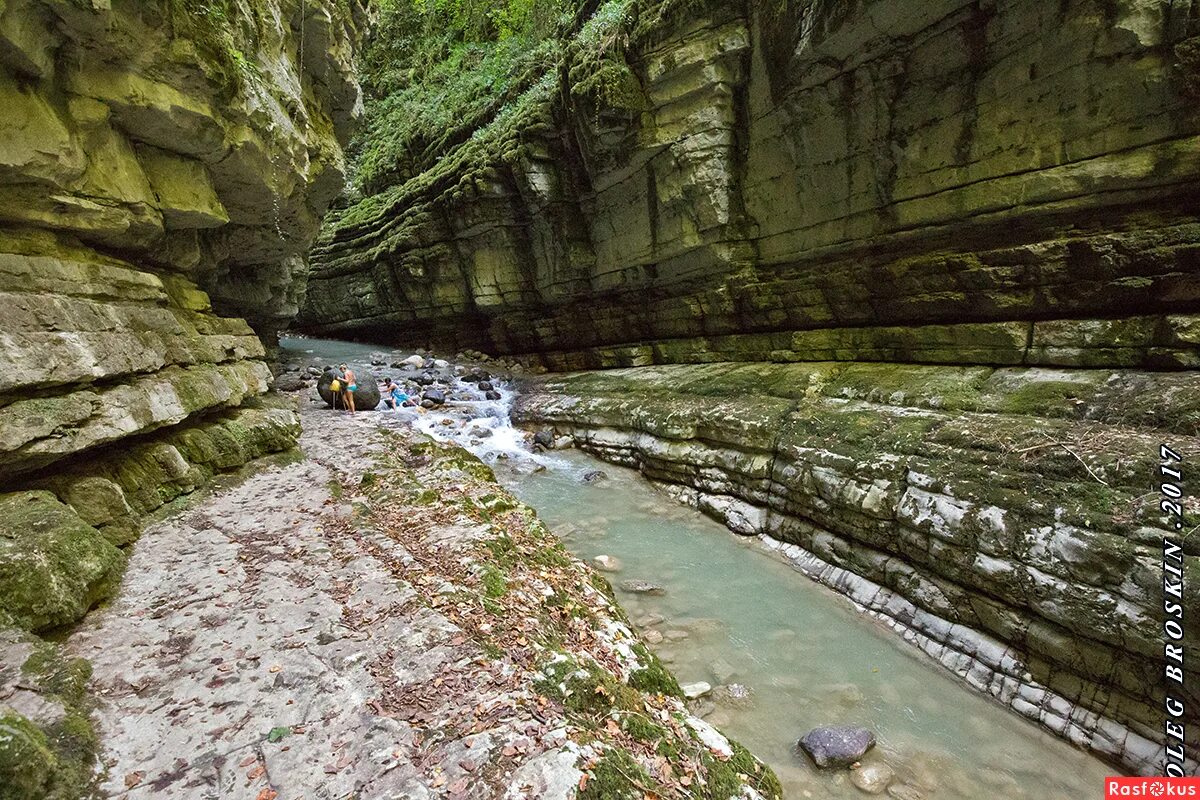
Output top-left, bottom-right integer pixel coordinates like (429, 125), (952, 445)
(0, 492), (124, 632)
(0, 713), (56, 800)
(1, 628), (101, 800)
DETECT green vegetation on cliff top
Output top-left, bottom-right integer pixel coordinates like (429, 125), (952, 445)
(337, 0), (720, 229)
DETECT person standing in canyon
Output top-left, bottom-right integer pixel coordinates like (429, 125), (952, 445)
(339, 363), (357, 413)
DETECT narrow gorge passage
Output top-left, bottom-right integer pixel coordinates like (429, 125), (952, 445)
(2, 0), (1198, 796)
(281, 336), (1113, 799)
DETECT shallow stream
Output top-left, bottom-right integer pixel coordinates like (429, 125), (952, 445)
(280, 336), (1112, 799)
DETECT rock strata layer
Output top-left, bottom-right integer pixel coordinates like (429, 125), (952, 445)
(513, 362), (1200, 775)
(0, 0), (364, 608)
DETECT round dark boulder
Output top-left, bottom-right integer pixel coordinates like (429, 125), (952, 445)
(484, 390), (502, 401)
(478, 381), (494, 391)
(582, 470), (607, 483)
(422, 388), (446, 406)
(797, 726), (876, 769)
(417, 373), (436, 386)
(532, 430), (554, 449)
(317, 370), (381, 411)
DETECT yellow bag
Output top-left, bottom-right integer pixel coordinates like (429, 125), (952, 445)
(330, 379), (341, 393)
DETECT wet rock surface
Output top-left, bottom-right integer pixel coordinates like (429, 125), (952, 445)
(851, 762), (896, 794)
(798, 726), (877, 769)
(619, 580), (666, 596)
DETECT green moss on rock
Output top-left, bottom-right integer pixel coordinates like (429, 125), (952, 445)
(579, 747), (651, 800)
(0, 713), (56, 800)
(1, 633), (102, 800)
(627, 643), (682, 698)
(0, 492), (124, 633)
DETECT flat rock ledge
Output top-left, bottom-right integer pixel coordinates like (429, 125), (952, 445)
(53, 405), (780, 799)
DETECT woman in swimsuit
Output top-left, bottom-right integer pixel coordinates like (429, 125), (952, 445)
(339, 363), (357, 413)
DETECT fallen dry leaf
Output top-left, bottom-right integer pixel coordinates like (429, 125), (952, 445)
(239, 755), (257, 768)
(255, 790), (277, 800)
(124, 771), (144, 788)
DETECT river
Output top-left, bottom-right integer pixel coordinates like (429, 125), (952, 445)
(280, 336), (1113, 799)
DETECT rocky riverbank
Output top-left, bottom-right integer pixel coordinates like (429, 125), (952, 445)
(513, 361), (1200, 776)
(2, 398), (780, 799)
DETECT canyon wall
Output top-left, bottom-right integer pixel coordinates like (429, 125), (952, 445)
(301, 0), (1199, 371)
(298, 0), (1199, 775)
(0, 2), (363, 783)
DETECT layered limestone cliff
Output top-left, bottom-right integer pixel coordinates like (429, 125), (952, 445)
(0, 1), (363, 789)
(297, 0), (1199, 776)
(301, 0), (1199, 370)
(513, 363), (1199, 775)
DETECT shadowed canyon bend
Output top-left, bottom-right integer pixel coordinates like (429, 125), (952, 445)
(0, 0), (1198, 796)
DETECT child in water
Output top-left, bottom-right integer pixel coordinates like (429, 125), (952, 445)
(381, 377), (409, 409)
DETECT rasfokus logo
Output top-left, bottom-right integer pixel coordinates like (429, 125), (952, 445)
(1106, 778), (1200, 797)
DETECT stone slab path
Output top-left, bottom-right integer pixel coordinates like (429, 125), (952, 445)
(68, 410), (575, 799)
(67, 404), (776, 800)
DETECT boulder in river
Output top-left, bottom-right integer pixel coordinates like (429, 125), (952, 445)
(581, 469), (607, 483)
(681, 682), (712, 699)
(797, 726), (877, 769)
(850, 763), (894, 794)
(619, 580), (665, 596)
(592, 555), (622, 572)
(485, 390), (502, 400)
(399, 354), (424, 368)
(422, 389), (446, 406)
(317, 371), (381, 410)
(712, 683), (754, 709)
(478, 381), (494, 391)
(532, 430), (554, 449)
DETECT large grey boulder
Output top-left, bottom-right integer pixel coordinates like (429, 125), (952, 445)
(317, 370), (380, 410)
(797, 726), (877, 768)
